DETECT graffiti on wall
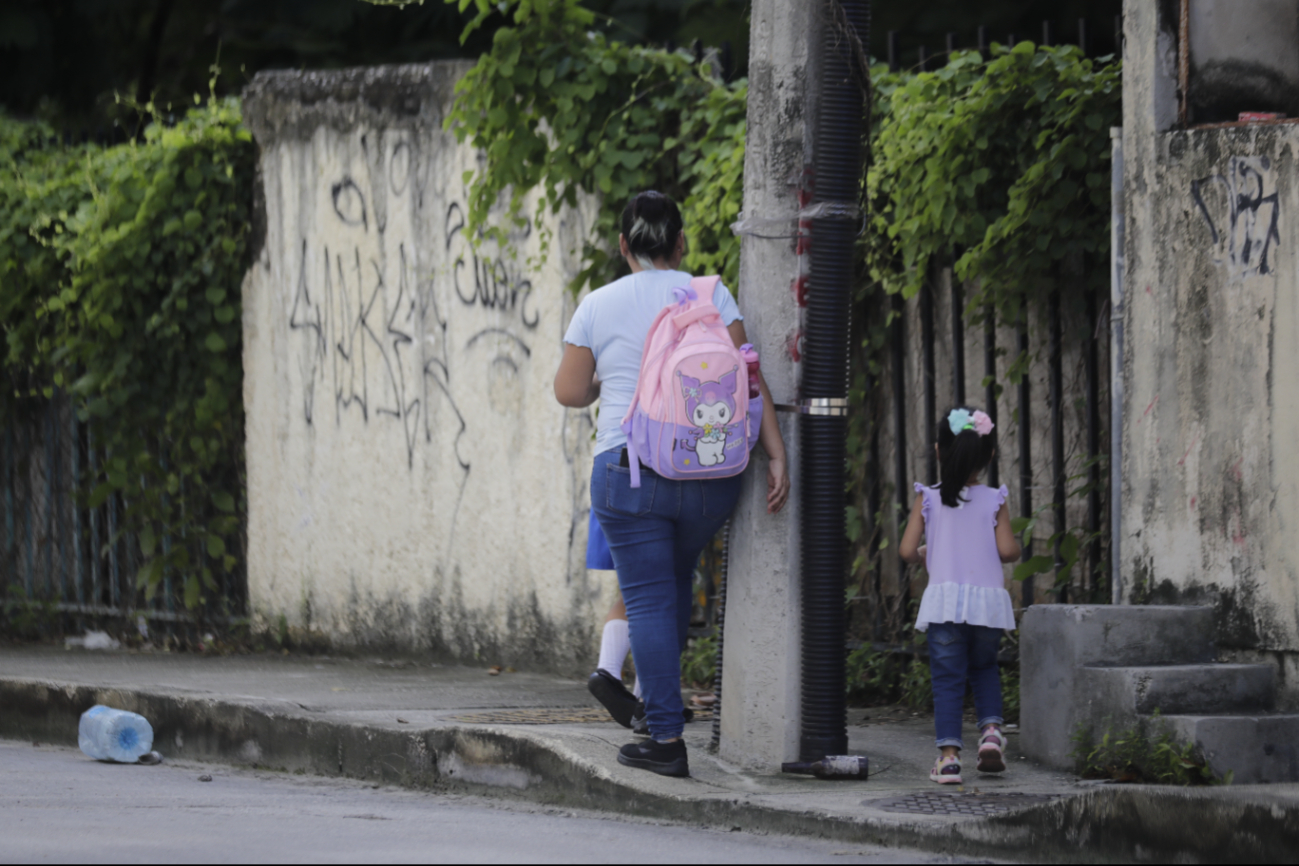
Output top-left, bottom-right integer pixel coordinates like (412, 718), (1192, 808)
(1191, 155), (1281, 283)
(287, 135), (539, 473)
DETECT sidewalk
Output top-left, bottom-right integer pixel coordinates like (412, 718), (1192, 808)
(2, 645), (1296, 863)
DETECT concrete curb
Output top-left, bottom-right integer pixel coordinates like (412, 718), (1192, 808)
(3, 676), (1296, 863)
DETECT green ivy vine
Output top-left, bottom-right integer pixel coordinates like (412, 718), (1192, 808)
(0, 95), (254, 612)
(441, 0), (747, 290)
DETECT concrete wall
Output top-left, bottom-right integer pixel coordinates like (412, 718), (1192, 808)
(1122, 1), (1299, 706)
(241, 64), (607, 671)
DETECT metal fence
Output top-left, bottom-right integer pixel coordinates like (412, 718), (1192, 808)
(1, 393), (246, 628)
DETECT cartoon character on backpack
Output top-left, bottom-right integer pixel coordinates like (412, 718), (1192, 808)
(679, 368), (738, 467)
(621, 275), (763, 488)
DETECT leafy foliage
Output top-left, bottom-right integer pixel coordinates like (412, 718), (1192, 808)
(680, 634), (718, 689)
(845, 644), (934, 712)
(1071, 712), (1231, 786)
(0, 96), (254, 611)
(443, 0), (746, 291)
(867, 43), (1120, 331)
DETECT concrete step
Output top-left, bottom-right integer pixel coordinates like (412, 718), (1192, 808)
(1082, 663), (1275, 716)
(1159, 713), (1299, 784)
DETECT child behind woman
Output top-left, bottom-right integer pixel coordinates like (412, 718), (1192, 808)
(900, 406), (1022, 785)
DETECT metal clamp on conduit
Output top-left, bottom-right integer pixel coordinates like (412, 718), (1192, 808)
(798, 201), (860, 220)
(775, 398), (850, 416)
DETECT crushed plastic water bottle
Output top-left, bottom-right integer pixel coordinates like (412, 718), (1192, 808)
(78, 705), (154, 763)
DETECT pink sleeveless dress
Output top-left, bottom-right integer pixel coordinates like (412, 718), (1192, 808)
(913, 482), (1016, 632)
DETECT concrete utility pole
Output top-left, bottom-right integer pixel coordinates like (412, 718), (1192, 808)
(718, 0), (820, 769)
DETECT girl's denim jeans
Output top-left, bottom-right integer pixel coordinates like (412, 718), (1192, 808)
(590, 449), (742, 741)
(926, 621), (1005, 749)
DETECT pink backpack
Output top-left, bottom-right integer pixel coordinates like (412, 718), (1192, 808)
(621, 276), (762, 488)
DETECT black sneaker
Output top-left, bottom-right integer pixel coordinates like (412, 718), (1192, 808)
(617, 738), (689, 777)
(630, 701), (695, 736)
(588, 669), (638, 729)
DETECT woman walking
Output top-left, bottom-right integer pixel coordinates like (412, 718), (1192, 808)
(554, 191), (789, 777)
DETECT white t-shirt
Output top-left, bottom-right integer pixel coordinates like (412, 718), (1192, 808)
(563, 269), (742, 455)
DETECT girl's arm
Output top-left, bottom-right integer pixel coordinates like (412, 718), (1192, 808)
(899, 493), (926, 564)
(554, 344), (600, 408)
(727, 320), (790, 514)
(994, 501), (1022, 563)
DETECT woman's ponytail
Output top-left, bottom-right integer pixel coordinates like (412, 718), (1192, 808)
(936, 406), (997, 508)
(620, 191), (683, 269)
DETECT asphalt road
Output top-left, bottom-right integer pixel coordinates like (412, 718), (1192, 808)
(1, 741), (978, 865)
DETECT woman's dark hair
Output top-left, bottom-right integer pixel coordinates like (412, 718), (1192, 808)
(936, 405), (997, 508)
(620, 191), (683, 269)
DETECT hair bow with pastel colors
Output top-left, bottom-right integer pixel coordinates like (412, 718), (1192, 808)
(947, 408), (995, 436)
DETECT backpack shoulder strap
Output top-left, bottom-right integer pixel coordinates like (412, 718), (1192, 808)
(690, 275), (722, 306)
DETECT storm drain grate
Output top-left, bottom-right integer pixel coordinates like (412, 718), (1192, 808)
(447, 707), (715, 726)
(869, 792), (1058, 817)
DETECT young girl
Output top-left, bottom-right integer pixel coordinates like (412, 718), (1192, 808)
(899, 406), (1022, 785)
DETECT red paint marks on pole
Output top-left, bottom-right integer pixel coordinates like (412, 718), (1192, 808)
(1231, 458), (1244, 482)
(1178, 434), (1200, 466)
(786, 330), (803, 362)
(793, 275), (809, 308)
(1140, 396), (1159, 421)
(1190, 495), (1197, 509)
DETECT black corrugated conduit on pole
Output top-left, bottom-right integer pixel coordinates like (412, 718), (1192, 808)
(796, 0), (869, 763)
(710, 521), (730, 752)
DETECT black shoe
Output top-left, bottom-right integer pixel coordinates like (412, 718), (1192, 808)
(617, 738), (689, 777)
(630, 701), (695, 736)
(588, 670), (638, 728)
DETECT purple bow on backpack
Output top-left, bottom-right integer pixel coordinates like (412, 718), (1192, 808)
(672, 286), (698, 306)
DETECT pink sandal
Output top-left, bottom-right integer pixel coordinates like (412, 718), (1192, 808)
(930, 754), (962, 785)
(976, 726), (1007, 773)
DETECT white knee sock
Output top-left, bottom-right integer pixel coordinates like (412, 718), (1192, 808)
(632, 676), (642, 699)
(598, 619), (631, 679)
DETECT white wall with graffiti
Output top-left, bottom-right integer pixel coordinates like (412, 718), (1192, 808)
(1123, 3), (1299, 706)
(241, 64), (606, 669)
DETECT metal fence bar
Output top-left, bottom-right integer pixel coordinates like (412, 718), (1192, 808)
(24, 420), (34, 598)
(108, 490), (120, 609)
(985, 306), (999, 488)
(921, 280), (936, 484)
(1086, 286), (1103, 599)
(45, 398), (57, 598)
(4, 427), (12, 580)
(952, 276), (966, 405)
(89, 436), (100, 607)
(1049, 288), (1067, 603)
(868, 372), (883, 642)
(72, 411), (84, 605)
(1018, 319), (1034, 608)
(892, 293), (909, 608)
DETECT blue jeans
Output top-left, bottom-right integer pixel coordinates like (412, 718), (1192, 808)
(926, 621), (1005, 749)
(591, 448), (742, 741)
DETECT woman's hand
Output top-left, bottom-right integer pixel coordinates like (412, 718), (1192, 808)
(767, 455), (790, 514)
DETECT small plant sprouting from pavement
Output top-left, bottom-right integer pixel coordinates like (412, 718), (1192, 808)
(1071, 711), (1232, 786)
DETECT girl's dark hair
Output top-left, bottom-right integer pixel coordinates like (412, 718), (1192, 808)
(620, 191), (683, 269)
(936, 405), (997, 508)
